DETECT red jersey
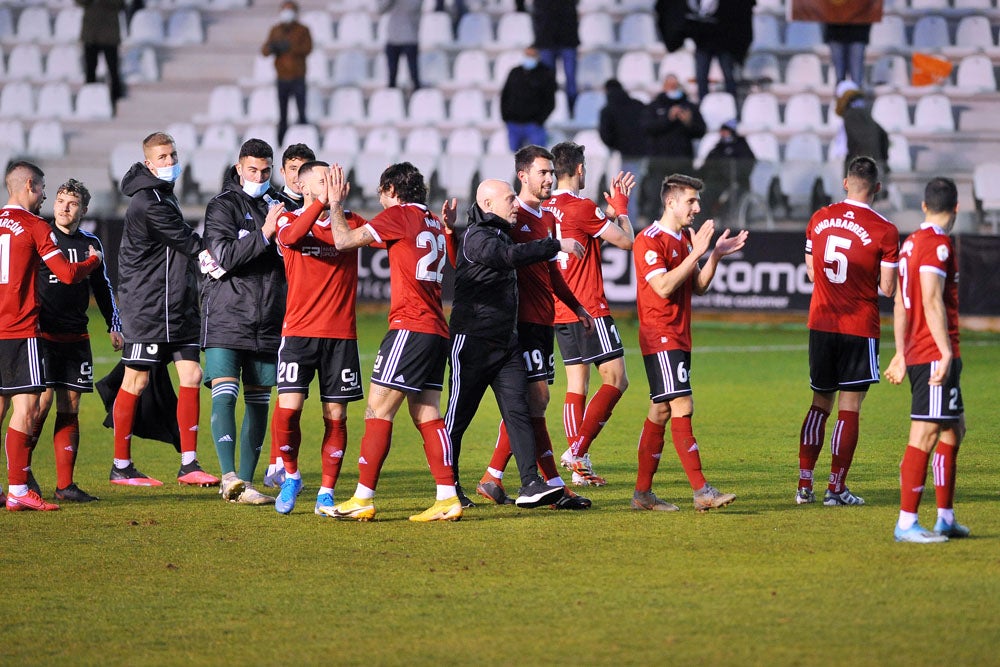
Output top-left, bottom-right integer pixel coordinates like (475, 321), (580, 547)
(898, 223), (960, 364)
(511, 199), (559, 325)
(634, 222), (694, 354)
(545, 190), (614, 323)
(365, 203), (449, 338)
(277, 200), (367, 339)
(805, 199), (899, 338)
(0, 205), (99, 339)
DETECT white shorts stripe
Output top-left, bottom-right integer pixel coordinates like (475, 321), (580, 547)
(444, 334), (466, 433)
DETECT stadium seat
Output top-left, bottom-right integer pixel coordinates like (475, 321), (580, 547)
(281, 124), (319, 152)
(618, 13), (660, 51)
(950, 54), (997, 93)
(871, 93), (911, 132)
(200, 123), (239, 151)
(576, 51), (614, 92)
(121, 45), (159, 84)
(165, 121), (198, 153)
(75, 83), (113, 120)
(616, 51), (657, 92)
(0, 82), (35, 118)
(449, 49), (491, 90)
(331, 51), (369, 87)
(495, 12), (532, 50)
(783, 93), (826, 132)
(911, 15), (950, 51)
(448, 88), (488, 127)
(202, 84), (244, 122)
(778, 132), (825, 212)
(305, 51), (330, 86)
(166, 8), (203, 45)
(868, 15), (907, 56)
(699, 92), (737, 132)
(0, 119), (26, 151)
(693, 131), (720, 170)
(573, 129), (609, 199)
(27, 119), (65, 157)
(241, 55), (274, 86)
(407, 87), (446, 126)
(910, 0), (950, 10)
(887, 132), (912, 173)
(571, 90), (606, 128)
(110, 141), (143, 183)
(36, 82), (74, 119)
(742, 52), (781, 87)
(491, 50), (522, 89)
(0, 7), (13, 42)
(659, 51), (696, 87)
(751, 14), (782, 52)
(301, 10), (334, 49)
(367, 88), (406, 125)
(740, 92), (781, 133)
(402, 127), (442, 187)
(784, 21), (823, 52)
(946, 15), (998, 58)
(419, 49), (450, 89)
(322, 125), (360, 173)
(246, 86), (279, 123)
(745, 131), (780, 162)
(455, 12), (494, 49)
(336, 12), (375, 48)
(972, 162), (1000, 232)
(778, 53), (827, 94)
(418, 12), (454, 51)
(15, 7), (52, 43)
(126, 9), (165, 46)
(52, 6), (84, 44)
(328, 86), (365, 124)
(355, 126), (402, 196)
(438, 127), (482, 199)
(784, 132), (824, 162)
(189, 148), (232, 197)
(579, 12), (615, 50)
(6, 44), (45, 82)
(45, 44), (85, 83)
(912, 93), (955, 132)
(870, 55), (909, 90)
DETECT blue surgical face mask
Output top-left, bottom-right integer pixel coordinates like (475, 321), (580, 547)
(523, 56), (539, 70)
(243, 179), (270, 198)
(667, 89), (684, 100)
(155, 164), (182, 183)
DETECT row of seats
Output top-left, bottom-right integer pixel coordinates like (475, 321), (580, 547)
(0, 44), (160, 84)
(0, 118), (66, 157)
(2, 0), (246, 11)
(0, 7), (204, 47)
(0, 81), (113, 120)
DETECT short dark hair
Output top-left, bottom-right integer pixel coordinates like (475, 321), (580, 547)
(551, 141), (585, 179)
(57, 178), (91, 208)
(379, 162), (427, 205)
(297, 160), (330, 180)
(282, 143), (315, 167)
(4, 160), (44, 194)
(846, 156), (879, 192)
(239, 138), (273, 161)
(923, 176), (958, 215)
(514, 145), (554, 175)
(661, 173), (703, 202)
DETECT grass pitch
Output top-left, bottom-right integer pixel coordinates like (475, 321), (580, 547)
(3, 312), (999, 666)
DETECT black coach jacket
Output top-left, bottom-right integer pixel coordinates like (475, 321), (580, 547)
(199, 166), (286, 353)
(449, 204), (561, 346)
(118, 163), (201, 343)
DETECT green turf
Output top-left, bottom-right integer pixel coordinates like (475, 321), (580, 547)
(4, 312), (999, 666)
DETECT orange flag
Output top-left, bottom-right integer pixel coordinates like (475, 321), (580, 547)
(911, 53), (953, 86)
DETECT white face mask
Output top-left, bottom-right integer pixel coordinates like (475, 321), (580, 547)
(242, 179), (270, 198)
(279, 9), (296, 23)
(667, 89), (684, 100)
(155, 164), (182, 183)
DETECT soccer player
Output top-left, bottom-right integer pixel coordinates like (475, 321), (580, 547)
(545, 141), (635, 486)
(796, 156), (899, 506)
(30, 179), (122, 503)
(111, 131), (219, 487)
(1, 161), (103, 511)
(444, 178), (584, 512)
(475, 145), (593, 509)
(324, 162), (464, 522)
(268, 160), (367, 516)
(632, 174), (746, 511)
(884, 177), (968, 543)
(269, 142), (315, 210)
(201, 139), (286, 505)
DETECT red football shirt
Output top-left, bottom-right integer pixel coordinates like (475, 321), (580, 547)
(544, 190), (613, 323)
(634, 222), (694, 354)
(898, 223), (960, 365)
(365, 203), (448, 338)
(277, 200), (367, 339)
(510, 199), (559, 326)
(805, 199), (899, 338)
(0, 205), (99, 339)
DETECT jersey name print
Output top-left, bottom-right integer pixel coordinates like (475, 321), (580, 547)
(545, 190), (614, 323)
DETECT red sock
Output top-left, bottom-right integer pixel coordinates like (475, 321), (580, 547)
(570, 384), (623, 457)
(828, 410), (859, 494)
(487, 421), (513, 475)
(932, 441), (958, 509)
(636, 418), (666, 492)
(112, 388), (139, 460)
(53, 412), (79, 489)
(899, 445), (930, 514)
(4, 427), (31, 486)
(671, 416), (706, 490)
(563, 391), (586, 447)
(177, 386), (200, 454)
(320, 417), (347, 489)
(531, 417), (559, 481)
(271, 407), (302, 473)
(357, 418), (393, 491)
(798, 405), (829, 489)
(419, 419), (455, 486)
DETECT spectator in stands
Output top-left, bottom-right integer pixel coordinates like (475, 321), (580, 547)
(261, 1), (312, 145)
(599, 79), (649, 222)
(640, 73), (706, 223)
(698, 119), (756, 219)
(500, 47), (558, 152)
(78, 0), (125, 106)
(531, 0), (580, 113)
(824, 22), (871, 87)
(830, 80), (889, 179)
(379, 0), (423, 90)
(684, 0), (755, 102)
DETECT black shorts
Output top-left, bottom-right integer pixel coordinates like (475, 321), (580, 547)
(122, 340), (200, 368)
(276, 336), (363, 403)
(908, 357), (963, 422)
(644, 350), (693, 403)
(808, 330), (880, 392)
(371, 329), (448, 392)
(555, 315), (625, 366)
(0, 337), (45, 395)
(518, 322), (555, 384)
(41, 338), (94, 392)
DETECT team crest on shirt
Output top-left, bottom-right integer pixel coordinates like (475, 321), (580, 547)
(595, 207), (606, 220)
(844, 210), (855, 219)
(936, 244), (949, 262)
(645, 250), (658, 265)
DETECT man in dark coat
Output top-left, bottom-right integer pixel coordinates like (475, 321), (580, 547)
(699, 119), (756, 218)
(599, 78), (649, 221)
(500, 47), (558, 152)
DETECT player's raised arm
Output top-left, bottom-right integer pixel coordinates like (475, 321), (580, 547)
(328, 164), (374, 251)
